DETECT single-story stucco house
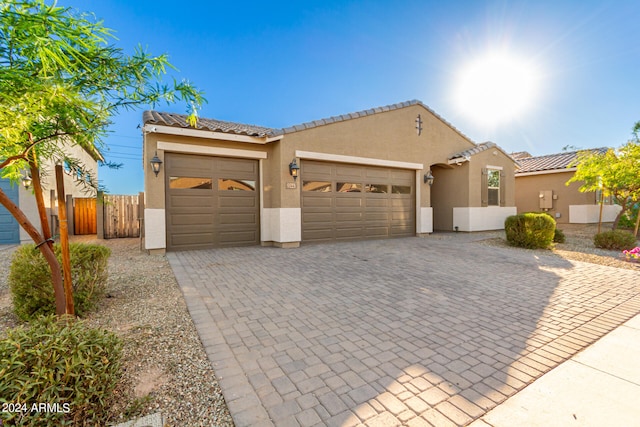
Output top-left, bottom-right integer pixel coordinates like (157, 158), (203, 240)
(142, 100), (517, 252)
(0, 143), (102, 244)
(513, 149), (621, 224)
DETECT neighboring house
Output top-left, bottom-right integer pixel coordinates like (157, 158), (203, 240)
(0, 142), (102, 244)
(513, 149), (621, 224)
(142, 100), (517, 252)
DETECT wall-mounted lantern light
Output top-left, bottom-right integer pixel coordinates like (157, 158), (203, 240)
(21, 174), (32, 189)
(289, 158), (300, 181)
(423, 170), (434, 186)
(150, 152), (162, 177)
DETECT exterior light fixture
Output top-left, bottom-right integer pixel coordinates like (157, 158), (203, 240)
(150, 152), (162, 177)
(289, 158), (300, 181)
(423, 170), (434, 186)
(22, 174), (32, 189)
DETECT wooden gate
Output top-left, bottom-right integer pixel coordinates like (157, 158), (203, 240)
(73, 198), (97, 235)
(102, 194), (141, 239)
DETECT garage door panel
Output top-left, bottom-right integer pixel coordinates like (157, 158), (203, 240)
(365, 227), (389, 237)
(301, 160), (414, 243)
(218, 230), (258, 245)
(303, 212), (333, 223)
(218, 195), (256, 208)
(336, 165), (364, 179)
(165, 153), (259, 250)
(303, 229), (334, 241)
(169, 194), (214, 208)
(303, 162), (333, 175)
(335, 227), (365, 238)
(169, 214), (214, 225)
(302, 196), (333, 208)
(217, 157), (258, 173)
(171, 232), (216, 245)
(335, 212), (363, 222)
(365, 212), (389, 221)
(365, 198), (389, 208)
(335, 197), (362, 208)
(365, 168), (390, 179)
(218, 213), (257, 225)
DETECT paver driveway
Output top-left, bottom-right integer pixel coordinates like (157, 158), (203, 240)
(167, 235), (640, 427)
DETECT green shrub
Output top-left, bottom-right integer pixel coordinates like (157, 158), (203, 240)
(618, 203), (639, 229)
(9, 243), (111, 321)
(593, 229), (638, 250)
(553, 228), (566, 243)
(505, 213), (556, 249)
(0, 315), (122, 426)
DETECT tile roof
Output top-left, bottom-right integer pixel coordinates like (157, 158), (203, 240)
(510, 151), (532, 160)
(448, 142), (496, 162)
(142, 110), (275, 137)
(143, 99), (474, 142)
(515, 148), (609, 174)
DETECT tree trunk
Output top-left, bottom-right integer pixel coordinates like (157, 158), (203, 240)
(29, 155), (53, 249)
(612, 202), (626, 230)
(0, 187), (66, 315)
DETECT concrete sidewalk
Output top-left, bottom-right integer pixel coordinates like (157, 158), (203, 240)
(469, 314), (640, 427)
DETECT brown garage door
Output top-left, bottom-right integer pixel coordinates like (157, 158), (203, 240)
(301, 160), (415, 242)
(165, 153), (259, 251)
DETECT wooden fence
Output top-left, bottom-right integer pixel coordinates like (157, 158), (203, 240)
(73, 197), (97, 235)
(100, 194), (141, 239)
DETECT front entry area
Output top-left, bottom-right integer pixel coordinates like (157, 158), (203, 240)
(300, 160), (415, 242)
(164, 153), (259, 251)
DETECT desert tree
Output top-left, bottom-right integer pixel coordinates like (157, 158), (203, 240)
(0, 0), (204, 315)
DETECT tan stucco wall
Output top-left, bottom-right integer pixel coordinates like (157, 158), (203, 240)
(469, 148), (516, 207)
(429, 149), (516, 231)
(515, 171), (596, 223)
(277, 104), (478, 209)
(143, 103), (519, 243)
(431, 164), (469, 230)
(143, 133), (275, 210)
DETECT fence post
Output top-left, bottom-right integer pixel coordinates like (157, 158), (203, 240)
(66, 195), (75, 236)
(97, 191), (104, 239)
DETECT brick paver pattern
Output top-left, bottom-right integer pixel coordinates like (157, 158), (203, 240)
(167, 236), (640, 427)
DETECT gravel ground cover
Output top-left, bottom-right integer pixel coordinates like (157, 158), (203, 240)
(0, 237), (234, 427)
(0, 224), (637, 426)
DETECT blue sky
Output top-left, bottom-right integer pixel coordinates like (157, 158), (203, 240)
(62, 0), (640, 194)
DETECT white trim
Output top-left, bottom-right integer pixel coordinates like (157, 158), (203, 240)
(295, 150), (423, 170)
(415, 171), (421, 234)
(262, 208), (301, 243)
(515, 167), (576, 177)
(157, 141), (268, 159)
(486, 165), (504, 170)
(569, 204), (622, 223)
(144, 209), (166, 250)
(453, 206), (516, 231)
(144, 124), (282, 144)
(419, 207), (433, 233)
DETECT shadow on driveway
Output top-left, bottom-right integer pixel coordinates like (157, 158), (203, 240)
(168, 236), (640, 426)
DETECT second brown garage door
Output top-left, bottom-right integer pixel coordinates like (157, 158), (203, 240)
(165, 153), (259, 251)
(301, 160), (415, 242)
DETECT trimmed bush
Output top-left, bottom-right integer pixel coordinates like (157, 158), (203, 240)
(593, 229), (638, 250)
(553, 228), (566, 243)
(0, 315), (122, 426)
(505, 213), (556, 249)
(9, 243), (111, 321)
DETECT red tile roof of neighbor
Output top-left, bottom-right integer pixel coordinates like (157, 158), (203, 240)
(515, 148), (609, 174)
